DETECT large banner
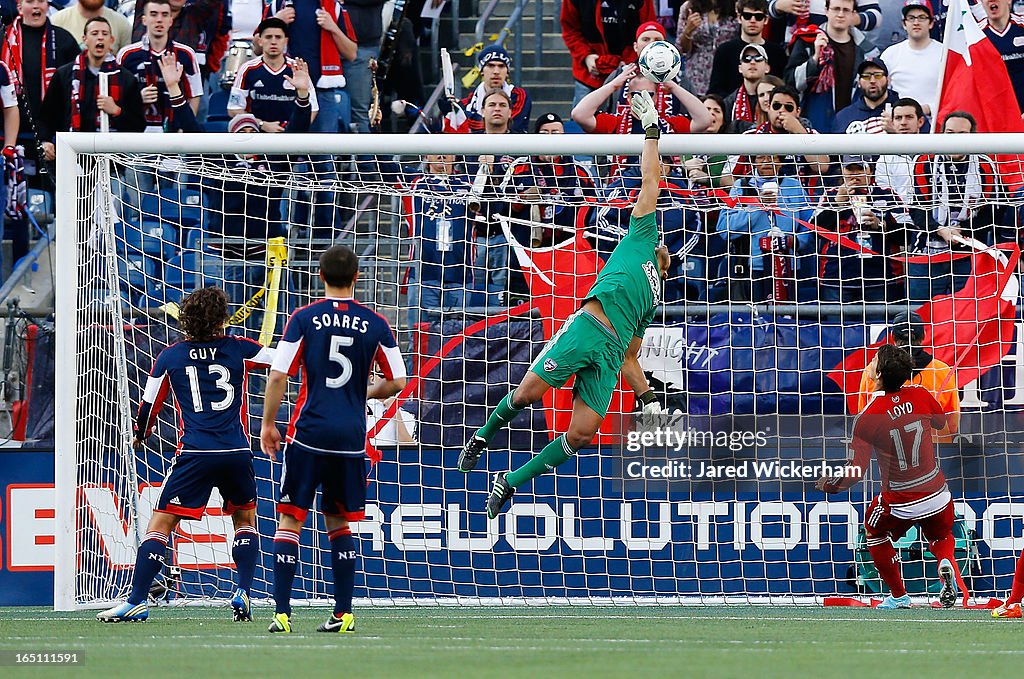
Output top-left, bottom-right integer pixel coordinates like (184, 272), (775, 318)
(4, 447), (1024, 605)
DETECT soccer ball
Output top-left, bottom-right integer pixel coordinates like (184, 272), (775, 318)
(638, 41), (681, 84)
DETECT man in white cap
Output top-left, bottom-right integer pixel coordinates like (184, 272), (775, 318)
(724, 43), (771, 128)
(709, 0), (787, 97)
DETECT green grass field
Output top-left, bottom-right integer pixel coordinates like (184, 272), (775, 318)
(0, 606), (1020, 678)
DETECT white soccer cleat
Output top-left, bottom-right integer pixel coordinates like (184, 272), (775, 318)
(96, 601), (149, 622)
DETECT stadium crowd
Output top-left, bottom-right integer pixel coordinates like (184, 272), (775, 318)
(3, 0), (1023, 311)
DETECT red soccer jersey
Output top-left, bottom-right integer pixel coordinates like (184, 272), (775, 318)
(827, 384), (948, 504)
(590, 112), (692, 134)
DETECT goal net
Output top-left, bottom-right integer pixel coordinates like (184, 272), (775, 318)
(54, 132), (1024, 609)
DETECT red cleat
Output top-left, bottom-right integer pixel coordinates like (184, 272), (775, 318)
(992, 602), (1022, 619)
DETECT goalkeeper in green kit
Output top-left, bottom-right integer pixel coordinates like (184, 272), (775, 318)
(458, 91), (673, 519)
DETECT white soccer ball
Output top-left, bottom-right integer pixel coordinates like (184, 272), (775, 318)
(638, 41), (681, 84)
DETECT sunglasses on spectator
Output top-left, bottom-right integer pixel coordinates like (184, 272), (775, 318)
(859, 72), (886, 81)
(740, 11), (767, 20)
(771, 101), (796, 112)
(741, 54), (767, 63)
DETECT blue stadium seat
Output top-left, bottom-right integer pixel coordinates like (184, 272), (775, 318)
(140, 222), (178, 258)
(164, 251), (200, 292)
(182, 228), (204, 252)
(178, 190), (204, 228)
(114, 221), (145, 255)
(141, 189), (203, 230)
(118, 254), (154, 291)
(205, 119), (229, 133)
(136, 283), (184, 310)
(208, 89), (230, 121)
(562, 120), (585, 135)
(139, 193), (162, 224)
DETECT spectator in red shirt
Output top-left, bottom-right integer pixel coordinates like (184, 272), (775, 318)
(572, 62), (711, 134)
(573, 64), (711, 178)
(561, 0), (656, 106)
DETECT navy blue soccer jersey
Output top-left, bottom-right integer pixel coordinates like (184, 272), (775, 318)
(982, 14), (1024, 111)
(272, 297), (407, 456)
(136, 336), (274, 453)
(117, 40), (203, 129)
(404, 174), (474, 286)
(227, 56), (320, 125)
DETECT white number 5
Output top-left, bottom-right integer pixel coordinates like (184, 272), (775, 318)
(326, 335), (354, 388)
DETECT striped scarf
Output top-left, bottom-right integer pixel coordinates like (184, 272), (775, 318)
(1, 18), (56, 96)
(280, 0), (346, 88)
(70, 53), (121, 131)
(611, 84), (671, 175)
(731, 88), (755, 123)
(814, 40), (835, 94)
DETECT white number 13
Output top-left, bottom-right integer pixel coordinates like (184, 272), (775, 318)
(184, 364), (234, 412)
(326, 335), (354, 388)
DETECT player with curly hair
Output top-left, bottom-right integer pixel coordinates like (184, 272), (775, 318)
(817, 344), (968, 609)
(97, 286), (275, 623)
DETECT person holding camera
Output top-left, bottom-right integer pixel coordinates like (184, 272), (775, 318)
(716, 152), (813, 303)
(812, 155), (912, 303)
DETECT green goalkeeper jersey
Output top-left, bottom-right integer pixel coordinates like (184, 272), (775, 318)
(584, 211), (660, 354)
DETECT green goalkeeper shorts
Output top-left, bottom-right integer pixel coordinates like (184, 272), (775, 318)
(529, 310), (625, 417)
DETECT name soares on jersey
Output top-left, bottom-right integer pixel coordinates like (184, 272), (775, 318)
(310, 312), (371, 333)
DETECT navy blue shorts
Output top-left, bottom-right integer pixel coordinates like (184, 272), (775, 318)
(157, 452), (257, 520)
(278, 442), (368, 523)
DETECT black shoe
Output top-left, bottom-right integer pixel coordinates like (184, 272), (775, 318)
(938, 560), (958, 609)
(485, 472), (515, 519)
(458, 435), (487, 473)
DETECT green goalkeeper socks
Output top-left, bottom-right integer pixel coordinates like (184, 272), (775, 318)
(477, 391), (526, 442)
(506, 435), (578, 488)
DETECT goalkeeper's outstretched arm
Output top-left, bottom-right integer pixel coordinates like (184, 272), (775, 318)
(632, 90), (662, 219)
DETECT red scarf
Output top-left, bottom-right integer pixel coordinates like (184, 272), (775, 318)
(70, 53), (122, 131)
(1, 18), (56, 96)
(814, 37), (835, 94)
(732, 88), (755, 123)
(610, 83), (671, 175)
(282, 0), (345, 88)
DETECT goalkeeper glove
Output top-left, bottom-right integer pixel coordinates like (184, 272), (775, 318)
(631, 90), (659, 137)
(637, 390), (682, 421)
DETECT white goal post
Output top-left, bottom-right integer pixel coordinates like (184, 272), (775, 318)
(54, 131), (1024, 611)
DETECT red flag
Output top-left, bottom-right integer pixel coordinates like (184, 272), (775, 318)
(828, 243), (1020, 412)
(936, 0), (1024, 188)
(505, 219), (634, 442)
